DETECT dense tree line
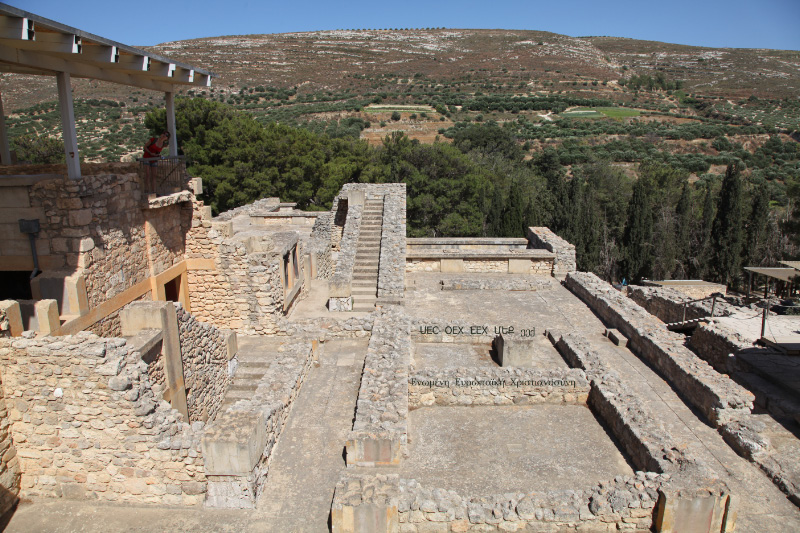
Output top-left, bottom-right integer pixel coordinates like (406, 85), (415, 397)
(146, 98), (795, 287)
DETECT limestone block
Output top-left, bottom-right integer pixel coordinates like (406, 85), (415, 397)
(211, 220), (233, 237)
(508, 258), (531, 274)
(329, 278), (352, 299)
(0, 300), (23, 337)
(605, 329), (627, 347)
(494, 333), (535, 367)
(329, 297), (353, 312)
(201, 206), (213, 221)
(347, 189), (365, 207)
(345, 435), (402, 466)
(654, 484), (735, 533)
(332, 503), (399, 533)
(34, 299), (60, 335)
(223, 329), (238, 360)
(440, 258), (464, 273)
(30, 270), (89, 317)
(202, 411), (267, 475)
(189, 177), (203, 195)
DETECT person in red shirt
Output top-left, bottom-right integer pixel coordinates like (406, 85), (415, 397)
(142, 131), (170, 193)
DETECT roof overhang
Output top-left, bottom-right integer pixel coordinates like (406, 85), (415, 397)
(744, 266), (800, 283)
(0, 3), (214, 92)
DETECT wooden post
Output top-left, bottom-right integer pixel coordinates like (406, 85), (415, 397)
(761, 301), (768, 340)
(165, 91), (177, 157)
(746, 271), (752, 302)
(0, 89), (11, 165)
(57, 72), (81, 179)
(710, 295), (717, 318)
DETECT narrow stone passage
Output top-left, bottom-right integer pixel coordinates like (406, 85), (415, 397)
(256, 338), (369, 532)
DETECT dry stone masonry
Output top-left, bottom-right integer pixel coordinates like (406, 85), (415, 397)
(347, 307), (411, 466)
(526, 226), (577, 278)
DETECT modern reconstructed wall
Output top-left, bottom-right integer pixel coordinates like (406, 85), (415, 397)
(0, 332), (208, 505)
(1, 172), (195, 338)
(526, 226), (576, 278)
(186, 204), (306, 335)
(175, 305), (235, 423)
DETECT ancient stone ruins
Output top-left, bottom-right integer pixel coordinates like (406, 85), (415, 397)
(2, 167), (800, 532)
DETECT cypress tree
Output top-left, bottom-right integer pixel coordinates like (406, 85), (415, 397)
(501, 182), (526, 237)
(695, 183), (716, 279)
(744, 183), (770, 268)
(675, 182), (693, 277)
(622, 176), (654, 283)
(711, 164), (744, 286)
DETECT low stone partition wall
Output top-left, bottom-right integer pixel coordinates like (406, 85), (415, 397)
(277, 313), (375, 339)
(526, 227), (576, 279)
(440, 277), (553, 291)
(214, 197), (279, 221)
(328, 197), (363, 310)
(249, 211), (318, 226)
(346, 308), (411, 467)
(552, 332), (696, 475)
(406, 250), (554, 275)
(377, 184), (406, 303)
(202, 339), (316, 508)
(565, 272), (754, 427)
(687, 322), (753, 375)
(642, 280), (728, 300)
(0, 332), (208, 505)
(628, 285), (733, 325)
(307, 212), (334, 280)
(408, 368), (589, 407)
(331, 473), (735, 533)
(175, 305), (236, 424)
(406, 237), (529, 251)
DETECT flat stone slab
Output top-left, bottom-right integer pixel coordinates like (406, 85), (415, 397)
(384, 405), (634, 495)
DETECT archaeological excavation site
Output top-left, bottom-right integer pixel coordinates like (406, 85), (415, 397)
(1, 5), (800, 533)
(2, 168), (800, 532)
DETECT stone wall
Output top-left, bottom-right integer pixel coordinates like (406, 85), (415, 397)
(566, 272), (754, 427)
(376, 184), (406, 301)
(202, 339), (315, 508)
(332, 473), (670, 532)
(628, 285), (733, 325)
(214, 197), (279, 221)
(0, 371), (20, 517)
(526, 226), (576, 278)
(175, 305), (233, 423)
(307, 212), (333, 280)
(346, 307), (411, 466)
(16, 173), (194, 337)
(405, 256), (554, 275)
(328, 194), (363, 303)
(186, 205), (305, 335)
(687, 322), (752, 374)
(408, 368), (589, 407)
(440, 277), (553, 291)
(642, 281), (728, 300)
(0, 332), (207, 505)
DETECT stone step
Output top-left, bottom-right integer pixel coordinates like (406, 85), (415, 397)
(236, 352), (274, 363)
(229, 380), (260, 391)
(223, 388), (257, 401)
(236, 365), (269, 377)
(352, 305), (376, 312)
(352, 289), (376, 296)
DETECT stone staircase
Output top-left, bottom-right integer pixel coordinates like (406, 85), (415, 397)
(221, 337), (281, 410)
(351, 196), (384, 313)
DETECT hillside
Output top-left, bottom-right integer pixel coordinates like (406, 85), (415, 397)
(1, 29), (798, 112)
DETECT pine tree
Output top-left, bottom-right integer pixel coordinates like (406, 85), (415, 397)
(622, 176), (654, 283)
(711, 164), (744, 286)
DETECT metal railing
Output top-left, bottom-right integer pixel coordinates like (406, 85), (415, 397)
(137, 156), (188, 197)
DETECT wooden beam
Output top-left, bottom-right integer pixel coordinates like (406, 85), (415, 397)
(56, 71), (80, 179)
(0, 43), (177, 92)
(0, 15), (32, 40)
(80, 43), (118, 63)
(32, 31), (81, 53)
(117, 52), (148, 71)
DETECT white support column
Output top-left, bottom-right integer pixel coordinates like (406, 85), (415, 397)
(56, 71), (80, 179)
(0, 89), (11, 165)
(165, 91), (177, 157)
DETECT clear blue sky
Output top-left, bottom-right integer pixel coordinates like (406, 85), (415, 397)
(14, 0), (800, 50)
